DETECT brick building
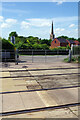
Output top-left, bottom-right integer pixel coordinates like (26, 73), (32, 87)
(74, 40), (80, 45)
(50, 21), (80, 49)
(51, 38), (68, 48)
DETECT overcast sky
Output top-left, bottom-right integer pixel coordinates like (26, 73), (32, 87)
(0, 1), (79, 39)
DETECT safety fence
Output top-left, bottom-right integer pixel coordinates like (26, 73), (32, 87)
(18, 49), (69, 55)
(1, 49), (70, 64)
(72, 45), (80, 56)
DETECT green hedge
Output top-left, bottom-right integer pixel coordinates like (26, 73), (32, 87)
(2, 38), (15, 50)
(1, 38), (15, 61)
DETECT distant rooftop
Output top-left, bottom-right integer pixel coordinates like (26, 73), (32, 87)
(57, 38), (68, 43)
(68, 40), (75, 44)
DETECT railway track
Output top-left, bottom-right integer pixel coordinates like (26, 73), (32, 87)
(1, 65), (79, 117)
(1, 66), (80, 72)
(1, 72), (80, 79)
(0, 85), (80, 95)
(0, 102), (80, 116)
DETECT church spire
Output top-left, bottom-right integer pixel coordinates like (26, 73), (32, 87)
(51, 21), (53, 34)
(50, 21), (55, 40)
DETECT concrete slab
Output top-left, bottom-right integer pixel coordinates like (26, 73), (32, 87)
(14, 86), (27, 91)
(0, 94), (2, 113)
(1, 72), (28, 92)
(47, 88), (78, 105)
(2, 77), (15, 92)
(29, 69), (78, 76)
(2, 85), (16, 92)
(19, 92), (45, 109)
(13, 79), (27, 85)
(2, 87), (78, 113)
(2, 93), (25, 112)
(36, 91), (57, 107)
(2, 79), (14, 86)
(2, 72), (10, 77)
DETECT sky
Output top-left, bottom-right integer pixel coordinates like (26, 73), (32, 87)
(0, 1), (79, 39)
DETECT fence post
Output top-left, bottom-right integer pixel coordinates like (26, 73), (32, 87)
(5, 50), (6, 62)
(32, 50), (33, 63)
(15, 49), (18, 65)
(45, 50), (46, 63)
(68, 50), (72, 62)
(71, 44), (73, 55)
(57, 49), (59, 58)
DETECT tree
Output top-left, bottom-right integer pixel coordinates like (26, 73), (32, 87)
(68, 38), (77, 41)
(19, 43), (32, 49)
(40, 39), (52, 46)
(57, 36), (69, 39)
(78, 38), (80, 42)
(32, 43), (49, 50)
(32, 43), (41, 49)
(67, 45), (71, 49)
(9, 31), (18, 37)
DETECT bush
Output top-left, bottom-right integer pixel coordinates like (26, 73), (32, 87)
(64, 56), (80, 63)
(67, 45), (71, 49)
(51, 46), (67, 51)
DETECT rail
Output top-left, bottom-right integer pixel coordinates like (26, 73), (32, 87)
(0, 102), (80, 116)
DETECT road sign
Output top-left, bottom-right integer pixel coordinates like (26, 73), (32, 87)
(10, 36), (15, 44)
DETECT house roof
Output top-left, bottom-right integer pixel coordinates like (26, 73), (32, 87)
(74, 40), (80, 43)
(67, 40), (75, 44)
(56, 38), (68, 43)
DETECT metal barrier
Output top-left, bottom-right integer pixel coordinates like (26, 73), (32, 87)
(1, 49), (18, 65)
(1, 49), (70, 63)
(18, 49), (69, 63)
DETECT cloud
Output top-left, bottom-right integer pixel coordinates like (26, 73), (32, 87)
(25, 16), (77, 27)
(26, 18), (51, 27)
(26, 16), (77, 27)
(1, 23), (8, 28)
(69, 24), (75, 28)
(0, 16), (4, 22)
(75, 28), (78, 31)
(21, 18), (51, 29)
(55, 28), (65, 31)
(1, 18), (17, 28)
(1, 16), (78, 39)
(54, 16), (77, 23)
(57, 0), (65, 5)
(5, 18), (17, 24)
(21, 21), (30, 29)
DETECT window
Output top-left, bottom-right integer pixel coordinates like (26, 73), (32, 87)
(55, 41), (56, 43)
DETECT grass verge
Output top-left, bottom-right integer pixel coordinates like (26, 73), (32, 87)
(64, 56), (80, 63)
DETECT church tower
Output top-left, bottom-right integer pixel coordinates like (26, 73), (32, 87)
(50, 21), (55, 40)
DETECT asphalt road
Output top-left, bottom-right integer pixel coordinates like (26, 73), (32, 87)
(19, 55), (68, 63)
